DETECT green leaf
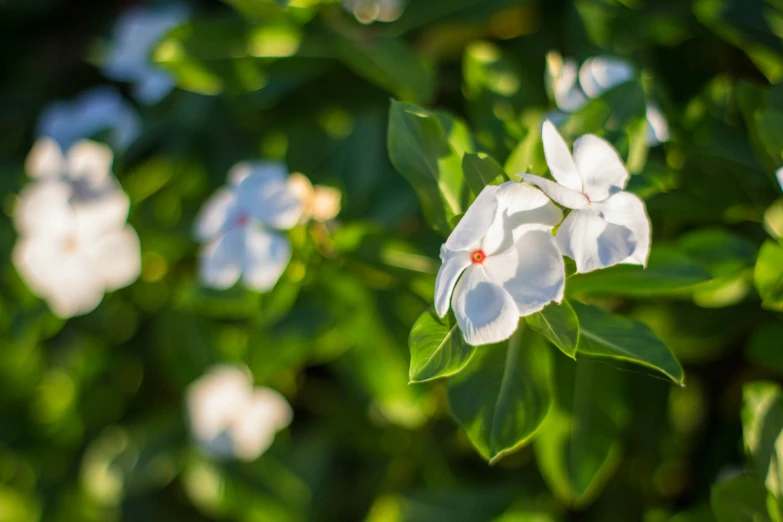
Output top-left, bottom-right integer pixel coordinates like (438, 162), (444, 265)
(504, 110), (548, 176)
(742, 381), (783, 498)
(566, 246), (713, 298)
(447, 324), (553, 463)
(332, 32), (435, 104)
(408, 309), (476, 383)
(571, 302), (684, 384)
(710, 475), (772, 522)
(525, 300), (580, 359)
(755, 240), (783, 310)
(461, 153), (507, 196)
(534, 357), (630, 506)
(388, 100), (472, 235)
(747, 323), (783, 374)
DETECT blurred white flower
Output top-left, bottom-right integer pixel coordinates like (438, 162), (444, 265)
(186, 365), (293, 461)
(521, 121), (651, 274)
(287, 173), (341, 223)
(103, 5), (188, 104)
(13, 139), (140, 318)
(545, 51), (587, 113)
(342, 0), (405, 24)
(36, 87), (141, 152)
(777, 166), (783, 192)
(194, 162), (304, 292)
(435, 181), (564, 346)
(546, 53), (670, 146)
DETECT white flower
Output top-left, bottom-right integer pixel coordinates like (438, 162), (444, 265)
(578, 56), (635, 99)
(435, 181), (565, 346)
(545, 51), (587, 113)
(194, 162), (304, 292)
(185, 365), (293, 461)
(12, 183), (140, 318)
(644, 102), (670, 147)
(521, 121), (651, 274)
(777, 166), (783, 192)
(287, 173), (341, 223)
(36, 87), (141, 152)
(103, 5), (188, 104)
(342, 0), (405, 24)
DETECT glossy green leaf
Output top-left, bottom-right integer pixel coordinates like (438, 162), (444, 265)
(710, 475), (772, 522)
(742, 381), (783, 498)
(447, 325), (553, 463)
(534, 357), (630, 506)
(571, 302), (684, 384)
(755, 240), (783, 311)
(461, 153), (507, 196)
(332, 32), (434, 104)
(408, 309), (476, 383)
(567, 246), (712, 298)
(525, 300), (580, 359)
(388, 100), (472, 235)
(504, 110), (548, 177)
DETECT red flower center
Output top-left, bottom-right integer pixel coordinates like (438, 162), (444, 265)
(236, 213), (249, 227)
(471, 249), (486, 264)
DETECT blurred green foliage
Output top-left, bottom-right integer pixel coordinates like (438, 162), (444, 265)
(1, 0), (783, 521)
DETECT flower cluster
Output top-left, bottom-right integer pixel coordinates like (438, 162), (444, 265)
(436, 122), (651, 346)
(194, 162), (340, 292)
(545, 52), (670, 147)
(12, 139), (141, 318)
(186, 365), (292, 461)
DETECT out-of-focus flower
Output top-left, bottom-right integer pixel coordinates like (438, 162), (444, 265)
(342, 0), (405, 24)
(36, 87), (141, 152)
(435, 181), (564, 346)
(545, 51), (587, 113)
(103, 5), (188, 104)
(185, 365), (293, 461)
(13, 139), (140, 318)
(545, 53), (670, 146)
(287, 173), (341, 223)
(777, 166), (783, 192)
(194, 162), (304, 292)
(521, 121), (651, 273)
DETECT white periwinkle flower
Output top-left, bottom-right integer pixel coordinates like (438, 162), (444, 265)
(194, 162), (304, 292)
(578, 56), (635, 99)
(545, 51), (587, 113)
(186, 365), (293, 461)
(103, 5), (188, 104)
(435, 181), (565, 346)
(36, 87), (141, 152)
(13, 139), (140, 318)
(777, 166), (783, 192)
(521, 121), (651, 274)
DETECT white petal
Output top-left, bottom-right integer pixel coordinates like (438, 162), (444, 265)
(777, 167), (783, 193)
(572, 134), (629, 201)
(547, 54), (587, 113)
(25, 138), (64, 179)
(230, 387), (292, 461)
(13, 182), (74, 237)
(444, 185), (499, 252)
(519, 174), (588, 209)
(193, 187), (238, 242)
(484, 230), (565, 316)
(578, 56), (634, 99)
(229, 161), (287, 186)
(66, 141), (114, 184)
(242, 225), (291, 292)
(72, 188), (131, 239)
(556, 209), (636, 273)
(434, 250), (471, 318)
(199, 229), (244, 290)
(541, 120), (583, 192)
(481, 181), (563, 255)
(239, 172), (304, 230)
(186, 365), (253, 446)
(645, 102), (670, 146)
(451, 265), (520, 346)
(594, 191), (651, 267)
(87, 225), (142, 291)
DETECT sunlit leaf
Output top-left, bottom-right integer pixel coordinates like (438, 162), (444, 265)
(408, 308), (476, 383)
(571, 302), (684, 384)
(710, 474), (772, 522)
(447, 325), (553, 463)
(526, 300), (579, 359)
(388, 100), (472, 235)
(742, 381), (783, 498)
(461, 153), (507, 197)
(755, 240), (783, 311)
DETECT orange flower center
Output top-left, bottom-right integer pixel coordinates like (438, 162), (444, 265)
(471, 249), (486, 264)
